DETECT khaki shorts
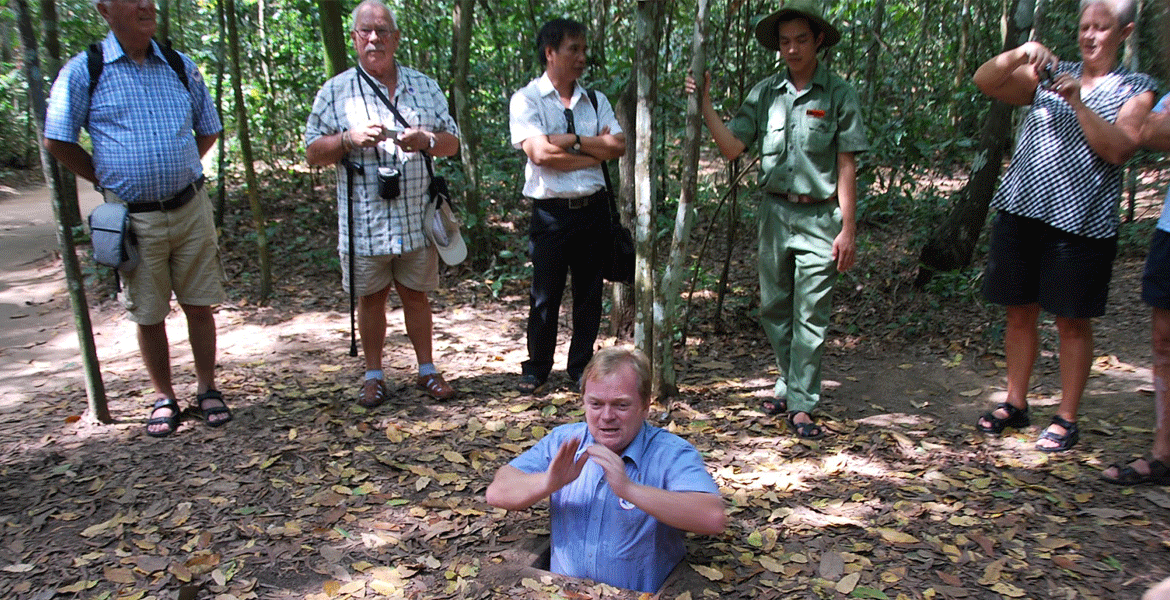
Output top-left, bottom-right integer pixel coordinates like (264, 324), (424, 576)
(340, 246), (438, 297)
(119, 187), (226, 324)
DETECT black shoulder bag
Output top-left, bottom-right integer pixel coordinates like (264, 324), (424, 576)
(586, 90), (634, 285)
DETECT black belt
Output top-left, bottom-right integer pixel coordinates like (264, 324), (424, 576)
(531, 189), (606, 210)
(128, 176), (205, 214)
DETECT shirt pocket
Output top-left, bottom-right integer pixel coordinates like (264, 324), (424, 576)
(761, 107), (787, 156)
(805, 115), (836, 152)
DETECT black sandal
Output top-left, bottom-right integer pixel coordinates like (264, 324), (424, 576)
(191, 389), (232, 427)
(976, 402), (1030, 434)
(787, 411), (825, 439)
(146, 398), (181, 438)
(1101, 454), (1170, 485)
(1036, 415), (1079, 453)
(761, 397), (787, 416)
(516, 374), (547, 395)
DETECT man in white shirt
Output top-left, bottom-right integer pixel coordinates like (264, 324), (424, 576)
(509, 18), (626, 395)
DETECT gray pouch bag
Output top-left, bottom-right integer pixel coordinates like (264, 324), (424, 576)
(88, 202), (139, 272)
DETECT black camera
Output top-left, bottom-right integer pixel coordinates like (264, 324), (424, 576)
(378, 167), (401, 200)
(1039, 64), (1056, 90)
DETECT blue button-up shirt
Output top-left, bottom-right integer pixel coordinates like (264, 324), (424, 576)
(44, 33), (222, 203)
(510, 422), (720, 593)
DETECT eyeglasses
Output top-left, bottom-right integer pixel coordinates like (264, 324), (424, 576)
(564, 108), (575, 134)
(354, 28), (394, 40)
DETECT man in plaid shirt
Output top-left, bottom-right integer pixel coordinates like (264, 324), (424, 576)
(306, 0), (460, 407)
(44, 0), (228, 437)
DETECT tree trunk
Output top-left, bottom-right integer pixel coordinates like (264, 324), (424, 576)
(16, 0), (109, 423)
(158, 0), (170, 45)
(916, 0), (1037, 283)
(317, 0), (348, 77)
(1123, 0), (1142, 222)
(656, 0), (708, 398)
(39, 0), (80, 229)
(451, 0), (482, 262)
(612, 76), (636, 339)
(214, 0), (227, 228)
(589, 0), (610, 76)
(226, 0), (272, 301)
(633, 0), (661, 391)
(862, 0), (886, 108)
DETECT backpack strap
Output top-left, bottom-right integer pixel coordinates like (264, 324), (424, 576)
(86, 43), (103, 97)
(86, 38), (190, 98)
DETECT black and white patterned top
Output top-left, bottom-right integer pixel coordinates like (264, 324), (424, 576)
(992, 61), (1156, 239)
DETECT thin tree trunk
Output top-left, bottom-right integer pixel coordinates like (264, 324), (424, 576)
(40, 0), (81, 229)
(634, 0), (660, 391)
(16, 0), (109, 423)
(862, 0), (886, 108)
(226, 0), (272, 300)
(657, 0), (708, 398)
(917, 0), (1038, 282)
(214, 0), (227, 228)
(612, 78), (636, 339)
(158, 0), (170, 45)
(317, 0), (348, 77)
(452, 0), (482, 261)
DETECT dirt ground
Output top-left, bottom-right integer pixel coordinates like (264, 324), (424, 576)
(1, 170), (1168, 600)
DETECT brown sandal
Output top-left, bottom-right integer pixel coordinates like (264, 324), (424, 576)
(417, 373), (456, 400)
(359, 378), (388, 408)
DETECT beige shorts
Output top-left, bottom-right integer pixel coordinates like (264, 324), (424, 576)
(340, 246), (438, 297)
(119, 188), (226, 324)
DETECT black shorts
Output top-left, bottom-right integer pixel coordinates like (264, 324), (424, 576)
(1142, 229), (1170, 310)
(983, 211), (1117, 318)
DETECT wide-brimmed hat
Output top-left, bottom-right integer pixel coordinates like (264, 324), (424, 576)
(755, 0), (841, 51)
(424, 196), (467, 266)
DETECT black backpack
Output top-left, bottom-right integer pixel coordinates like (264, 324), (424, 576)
(86, 38), (190, 97)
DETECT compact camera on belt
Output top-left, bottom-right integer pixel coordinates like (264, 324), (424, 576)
(378, 166), (401, 200)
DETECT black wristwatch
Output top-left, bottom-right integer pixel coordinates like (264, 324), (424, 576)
(572, 134), (581, 152)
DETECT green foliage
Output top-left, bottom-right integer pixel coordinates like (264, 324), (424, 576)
(0, 65), (35, 168)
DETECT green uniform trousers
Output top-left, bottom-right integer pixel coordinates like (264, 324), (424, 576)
(758, 196), (841, 414)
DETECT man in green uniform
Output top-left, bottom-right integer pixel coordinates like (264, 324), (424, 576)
(688, 0), (868, 438)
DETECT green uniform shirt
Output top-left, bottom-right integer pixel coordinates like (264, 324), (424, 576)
(727, 63), (868, 201)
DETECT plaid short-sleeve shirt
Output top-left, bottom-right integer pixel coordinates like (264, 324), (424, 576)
(305, 64), (459, 256)
(44, 33), (222, 203)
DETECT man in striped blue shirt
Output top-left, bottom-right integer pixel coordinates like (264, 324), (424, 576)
(45, 0), (227, 437)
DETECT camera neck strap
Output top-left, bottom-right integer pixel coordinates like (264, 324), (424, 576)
(355, 66), (437, 181)
(584, 90), (619, 225)
(584, 90), (613, 193)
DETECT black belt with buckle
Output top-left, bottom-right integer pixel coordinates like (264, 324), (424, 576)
(128, 176), (206, 214)
(531, 189), (604, 210)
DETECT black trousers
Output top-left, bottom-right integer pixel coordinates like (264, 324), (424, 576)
(522, 195), (608, 382)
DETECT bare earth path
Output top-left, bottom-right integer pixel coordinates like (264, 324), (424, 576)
(0, 180), (1167, 600)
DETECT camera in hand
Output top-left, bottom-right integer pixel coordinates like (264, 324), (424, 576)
(1039, 64), (1056, 90)
(378, 167), (401, 200)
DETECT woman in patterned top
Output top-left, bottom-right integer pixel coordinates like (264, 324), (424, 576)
(972, 0), (1156, 452)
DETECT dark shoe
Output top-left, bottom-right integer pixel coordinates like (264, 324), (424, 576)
(977, 402), (1030, 434)
(417, 373), (456, 400)
(567, 377), (582, 394)
(146, 398), (181, 438)
(190, 389), (232, 427)
(761, 397), (787, 416)
(517, 374), (547, 395)
(1101, 454), (1170, 485)
(787, 411), (825, 439)
(1036, 415), (1079, 453)
(359, 378), (388, 408)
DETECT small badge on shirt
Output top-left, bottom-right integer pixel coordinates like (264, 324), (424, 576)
(618, 498), (636, 510)
(806, 109), (826, 118)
